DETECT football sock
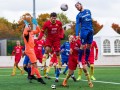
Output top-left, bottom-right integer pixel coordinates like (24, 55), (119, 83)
(90, 64), (94, 76)
(85, 72), (91, 83)
(42, 54), (48, 66)
(78, 68), (82, 76)
(78, 49), (84, 62)
(63, 66), (68, 74)
(12, 65), (16, 74)
(57, 56), (62, 68)
(46, 66), (51, 74)
(55, 68), (60, 79)
(85, 49), (90, 61)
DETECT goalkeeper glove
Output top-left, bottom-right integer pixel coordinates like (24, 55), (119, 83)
(32, 18), (38, 26)
(23, 20), (29, 27)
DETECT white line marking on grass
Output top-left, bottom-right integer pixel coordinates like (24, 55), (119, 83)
(0, 74), (120, 85)
(49, 76), (120, 85)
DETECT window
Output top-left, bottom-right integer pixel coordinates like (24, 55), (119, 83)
(114, 39), (120, 53)
(103, 39), (111, 53)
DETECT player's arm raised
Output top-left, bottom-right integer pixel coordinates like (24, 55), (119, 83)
(38, 22), (47, 40)
(32, 18), (41, 34)
(75, 14), (81, 37)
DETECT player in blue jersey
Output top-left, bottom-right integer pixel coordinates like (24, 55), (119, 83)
(61, 41), (70, 75)
(75, 2), (94, 67)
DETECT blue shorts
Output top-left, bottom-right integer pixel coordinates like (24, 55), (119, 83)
(23, 55), (31, 65)
(61, 57), (69, 65)
(80, 29), (93, 45)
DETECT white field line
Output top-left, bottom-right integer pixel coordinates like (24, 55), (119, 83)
(0, 74), (120, 85)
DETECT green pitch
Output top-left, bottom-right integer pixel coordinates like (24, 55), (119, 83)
(0, 67), (120, 90)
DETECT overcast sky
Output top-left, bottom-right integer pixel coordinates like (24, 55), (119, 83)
(0, 0), (120, 25)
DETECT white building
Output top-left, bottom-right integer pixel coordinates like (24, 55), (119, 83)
(94, 24), (120, 66)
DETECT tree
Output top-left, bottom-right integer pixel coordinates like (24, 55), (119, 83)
(92, 19), (103, 35)
(57, 13), (71, 25)
(37, 13), (50, 27)
(0, 17), (18, 39)
(112, 23), (120, 34)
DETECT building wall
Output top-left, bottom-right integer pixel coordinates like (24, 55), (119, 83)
(0, 56), (119, 67)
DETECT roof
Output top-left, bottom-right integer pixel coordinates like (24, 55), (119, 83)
(94, 24), (120, 37)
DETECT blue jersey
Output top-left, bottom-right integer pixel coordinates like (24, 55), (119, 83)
(76, 9), (93, 36)
(61, 41), (70, 59)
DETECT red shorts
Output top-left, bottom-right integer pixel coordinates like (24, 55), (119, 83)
(89, 57), (94, 64)
(15, 56), (21, 64)
(50, 56), (58, 64)
(45, 38), (60, 52)
(68, 55), (78, 70)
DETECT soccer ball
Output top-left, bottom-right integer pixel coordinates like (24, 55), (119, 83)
(51, 84), (56, 89)
(60, 3), (68, 11)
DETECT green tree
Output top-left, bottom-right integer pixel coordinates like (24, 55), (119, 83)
(37, 13), (50, 27)
(57, 13), (71, 25)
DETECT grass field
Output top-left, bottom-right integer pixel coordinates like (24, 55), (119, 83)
(0, 67), (120, 90)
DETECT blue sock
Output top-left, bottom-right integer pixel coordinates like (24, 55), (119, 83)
(24, 66), (28, 73)
(27, 67), (31, 76)
(55, 68), (60, 79)
(85, 49), (90, 61)
(63, 66), (68, 74)
(78, 49), (84, 62)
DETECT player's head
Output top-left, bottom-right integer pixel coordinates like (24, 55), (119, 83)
(28, 24), (32, 30)
(16, 40), (20, 46)
(68, 35), (74, 42)
(75, 2), (83, 11)
(50, 12), (57, 24)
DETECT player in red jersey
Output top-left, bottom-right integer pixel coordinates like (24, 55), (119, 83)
(88, 41), (98, 80)
(38, 12), (64, 78)
(45, 47), (58, 79)
(62, 36), (93, 88)
(34, 36), (45, 64)
(77, 41), (98, 81)
(11, 40), (24, 76)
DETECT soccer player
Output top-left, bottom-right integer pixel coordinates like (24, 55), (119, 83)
(11, 40), (24, 76)
(62, 36), (93, 88)
(60, 37), (70, 75)
(77, 41), (98, 81)
(23, 18), (46, 84)
(45, 47), (58, 79)
(75, 2), (94, 67)
(55, 35), (76, 82)
(34, 36), (45, 64)
(38, 12), (64, 78)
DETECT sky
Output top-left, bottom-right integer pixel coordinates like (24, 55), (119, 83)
(0, 0), (120, 25)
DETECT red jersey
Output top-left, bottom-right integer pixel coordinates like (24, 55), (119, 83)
(70, 40), (80, 56)
(34, 39), (45, 52)
(89, 41), (98, 58)
(39, 20), (63, 39)
(12, 46), (23, 57)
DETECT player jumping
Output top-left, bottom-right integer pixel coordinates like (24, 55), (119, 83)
(75, 2), (94, 67)
(23, 18), (46, 84)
